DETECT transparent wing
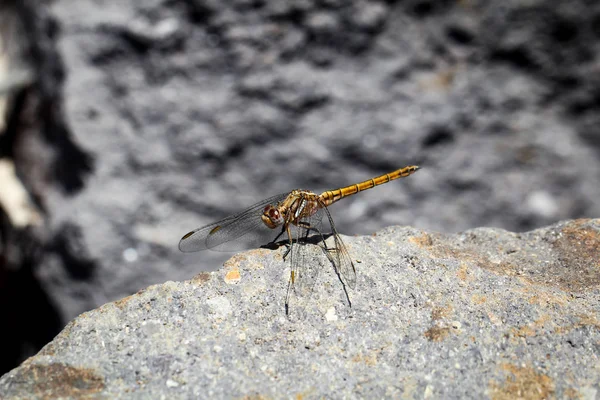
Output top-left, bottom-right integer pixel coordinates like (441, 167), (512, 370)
(288, 209), (325, 298)
(285, 203), (356, 312)
(320, 204), (357, 289)
(178, 193), (289, 252)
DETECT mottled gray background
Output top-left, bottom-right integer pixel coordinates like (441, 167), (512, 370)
(7, 0), (600, 372)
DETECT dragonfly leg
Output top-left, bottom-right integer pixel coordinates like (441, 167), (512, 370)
(283, 224), (294, 260)
(282, 247), (291, 260)
(285, 224), (295, 314)
(297, 221), (325, 240)
(271, 225), (286, 245)
(282, 244), (291, 260)
(268, 223), (294, 260)
(297, 221), (336, 263)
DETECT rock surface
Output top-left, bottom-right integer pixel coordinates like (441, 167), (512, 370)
(1, 219), (599, 399)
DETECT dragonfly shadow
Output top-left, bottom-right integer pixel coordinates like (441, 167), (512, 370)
(260, 232), (335, 251)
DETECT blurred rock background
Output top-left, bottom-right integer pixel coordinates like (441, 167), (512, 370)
(0, 0), (599, 375)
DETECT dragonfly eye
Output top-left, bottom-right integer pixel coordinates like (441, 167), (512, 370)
(261, 205), (283, 228)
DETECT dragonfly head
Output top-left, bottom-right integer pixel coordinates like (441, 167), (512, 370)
(261, 204), (284, 229)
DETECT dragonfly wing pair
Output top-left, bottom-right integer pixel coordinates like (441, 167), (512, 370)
(286, 204), (356, 300)
(320, 205), (357, 290)
(179, 193), (356, 295)
(178, 193), (288, 252)
(286, 213), (323, 297)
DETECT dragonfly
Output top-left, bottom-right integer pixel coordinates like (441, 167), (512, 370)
(179, 165), (420, 313)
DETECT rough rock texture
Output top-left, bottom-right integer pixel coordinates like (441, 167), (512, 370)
(1, 219), (599, 399)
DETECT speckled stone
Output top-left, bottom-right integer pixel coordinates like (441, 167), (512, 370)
(1, 219), (599, 399)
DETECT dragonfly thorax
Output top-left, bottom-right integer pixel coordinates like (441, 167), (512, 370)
(261, 204), (284, 229)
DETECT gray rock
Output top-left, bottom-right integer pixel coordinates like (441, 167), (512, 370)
(1, 219), (598, 399)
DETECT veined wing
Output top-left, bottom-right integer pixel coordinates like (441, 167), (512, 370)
(179, 193), (288, 252)
(285, 205), (356, 313)
(287, 209), (325, 298)
(320, 203), (357, 289)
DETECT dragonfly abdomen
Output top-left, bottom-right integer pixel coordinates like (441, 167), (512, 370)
(319, 165), (420, 206)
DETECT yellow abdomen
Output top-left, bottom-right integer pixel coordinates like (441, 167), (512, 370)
(319, 165), (420, 206)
